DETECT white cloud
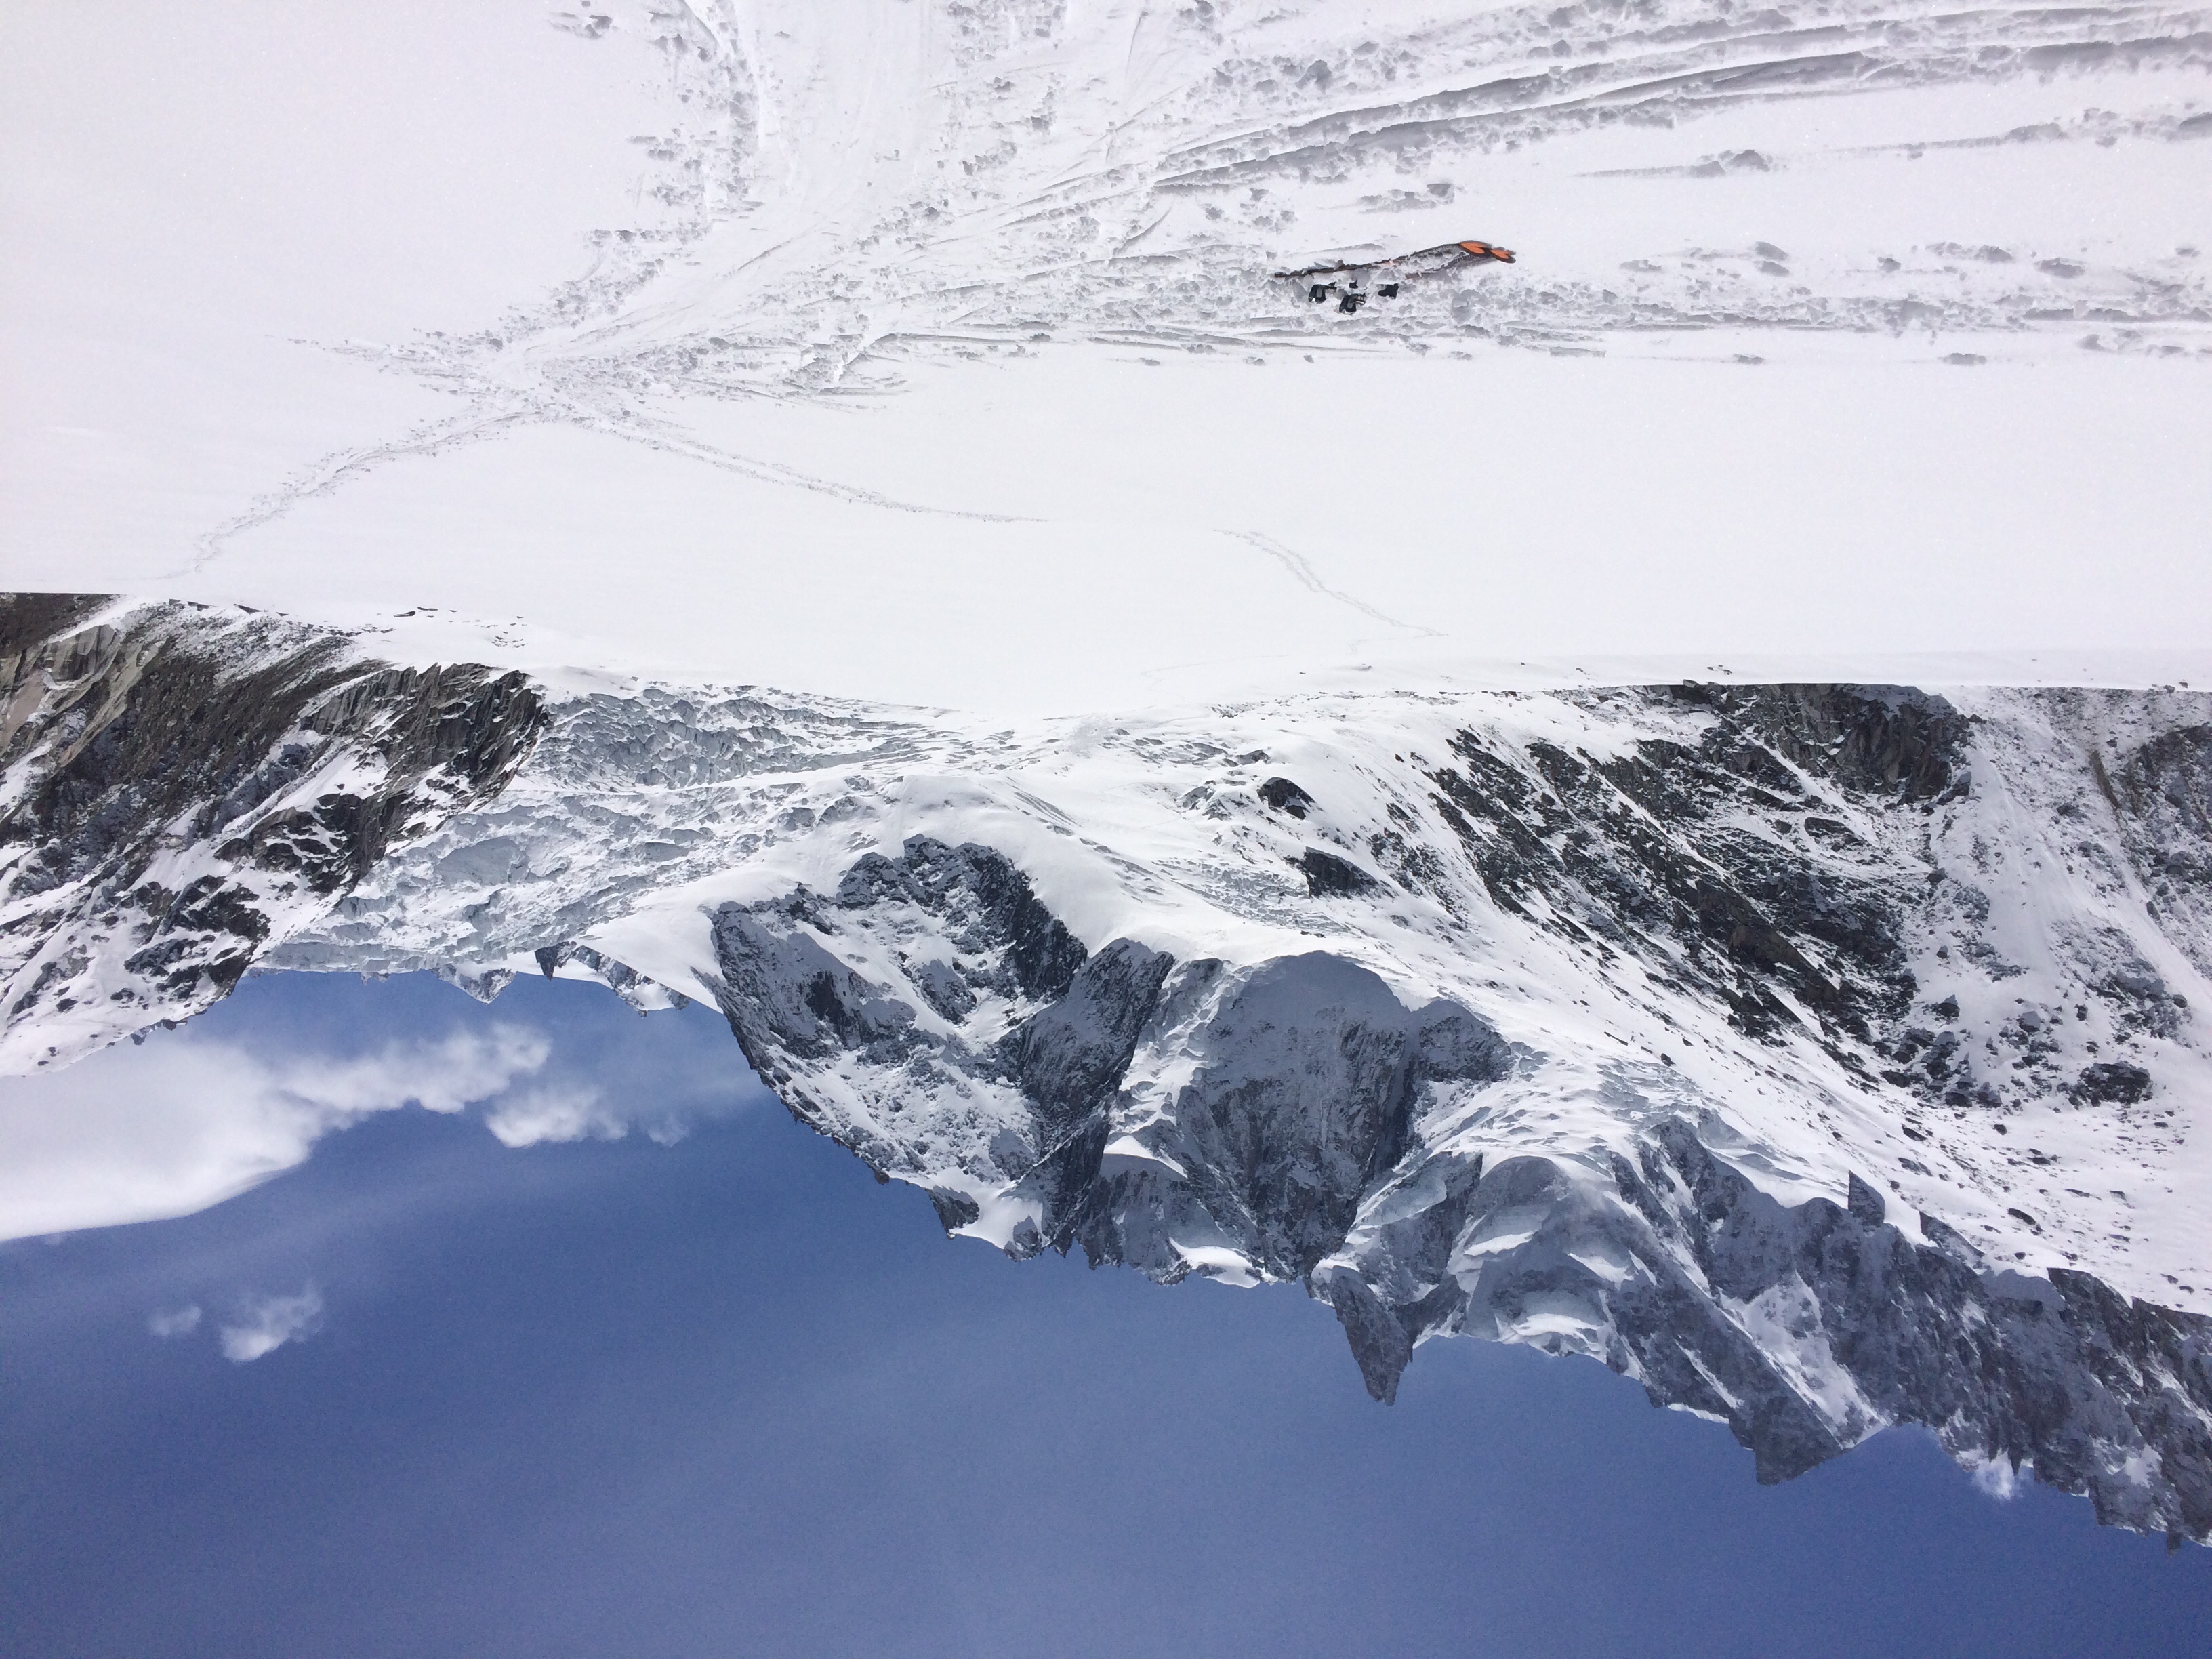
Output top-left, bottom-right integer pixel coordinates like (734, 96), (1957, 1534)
(0, 1024), (550, 1242)
(219, 1284), (324, 1363)
(0, 996), (751, 1241)
(274, 1027), (551, 1118)
(482, 1082), (631, 1147)
(483, 1080), (710, 1149)
(148, 1305), (203, 1338)
(1969, 1454), (2026, 1501)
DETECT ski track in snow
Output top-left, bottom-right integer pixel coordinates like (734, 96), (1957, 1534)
(1221, 530), (1438, 637)
(180, 0), (2212, 553)
(183, 410), (537, 578)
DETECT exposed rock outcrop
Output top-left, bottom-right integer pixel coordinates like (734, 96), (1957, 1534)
(0, 596), (544, 1066)
(4, 592), (2209, 1540)
(697, 832), (2212, 1544)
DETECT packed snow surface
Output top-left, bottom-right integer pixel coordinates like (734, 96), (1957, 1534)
(4, 0), (2209, 710)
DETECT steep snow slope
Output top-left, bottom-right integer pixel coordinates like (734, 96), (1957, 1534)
(5, 596), (2207, 1537)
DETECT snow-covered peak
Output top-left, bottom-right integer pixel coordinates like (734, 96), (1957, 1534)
(4, 595), (2207, 1538)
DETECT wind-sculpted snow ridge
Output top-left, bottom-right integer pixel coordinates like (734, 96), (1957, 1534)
(335, 0), (2212, 426)
(5, 595), (2210, 1538)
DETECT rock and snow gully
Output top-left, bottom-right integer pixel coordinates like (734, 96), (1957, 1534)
(5, 595), (2208, 1540)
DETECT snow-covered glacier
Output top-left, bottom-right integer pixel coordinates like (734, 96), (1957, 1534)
(6, 594), (2207, 1539)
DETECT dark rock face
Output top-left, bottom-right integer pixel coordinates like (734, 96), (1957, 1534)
(2113, 720), (2212, 977)
(2076, 1061), (2154, 1104)
(1328, 1115), (2212, 1536)
(1425, 684), (1958, 1064)
(712, 838), (1083, 1085)
(710, 837), (1174, 1245)
(1696, 681), (1965, 801)
(836, 838), (1087, 1004)
(0, 594), (112, 657)
(705, 821), (2212, 1543)
(1300, 846), (1378, 897)
(708, 837), (1515, 1275)
(0, 596), (545, 1055)
(1083, 954), (1512, 1281)
(1004, 938), (1180, 1242)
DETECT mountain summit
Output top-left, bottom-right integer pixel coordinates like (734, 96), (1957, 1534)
(6, 594), (2207, 1540)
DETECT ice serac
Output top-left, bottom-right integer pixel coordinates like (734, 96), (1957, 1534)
(3, 594), (2209, 1539)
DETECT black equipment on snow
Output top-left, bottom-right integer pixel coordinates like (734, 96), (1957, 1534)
(1275, 239), (1515, 310)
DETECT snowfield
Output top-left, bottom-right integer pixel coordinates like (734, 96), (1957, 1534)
(4, 0), (2209, 709)
(3, 0), (2210, 1537)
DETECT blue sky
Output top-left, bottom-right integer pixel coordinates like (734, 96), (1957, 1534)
(3, 972), (2207, 1658)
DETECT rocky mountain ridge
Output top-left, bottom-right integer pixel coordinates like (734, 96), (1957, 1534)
(0, 596), (545, 1068)
(3, 593), (2207, 1539)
